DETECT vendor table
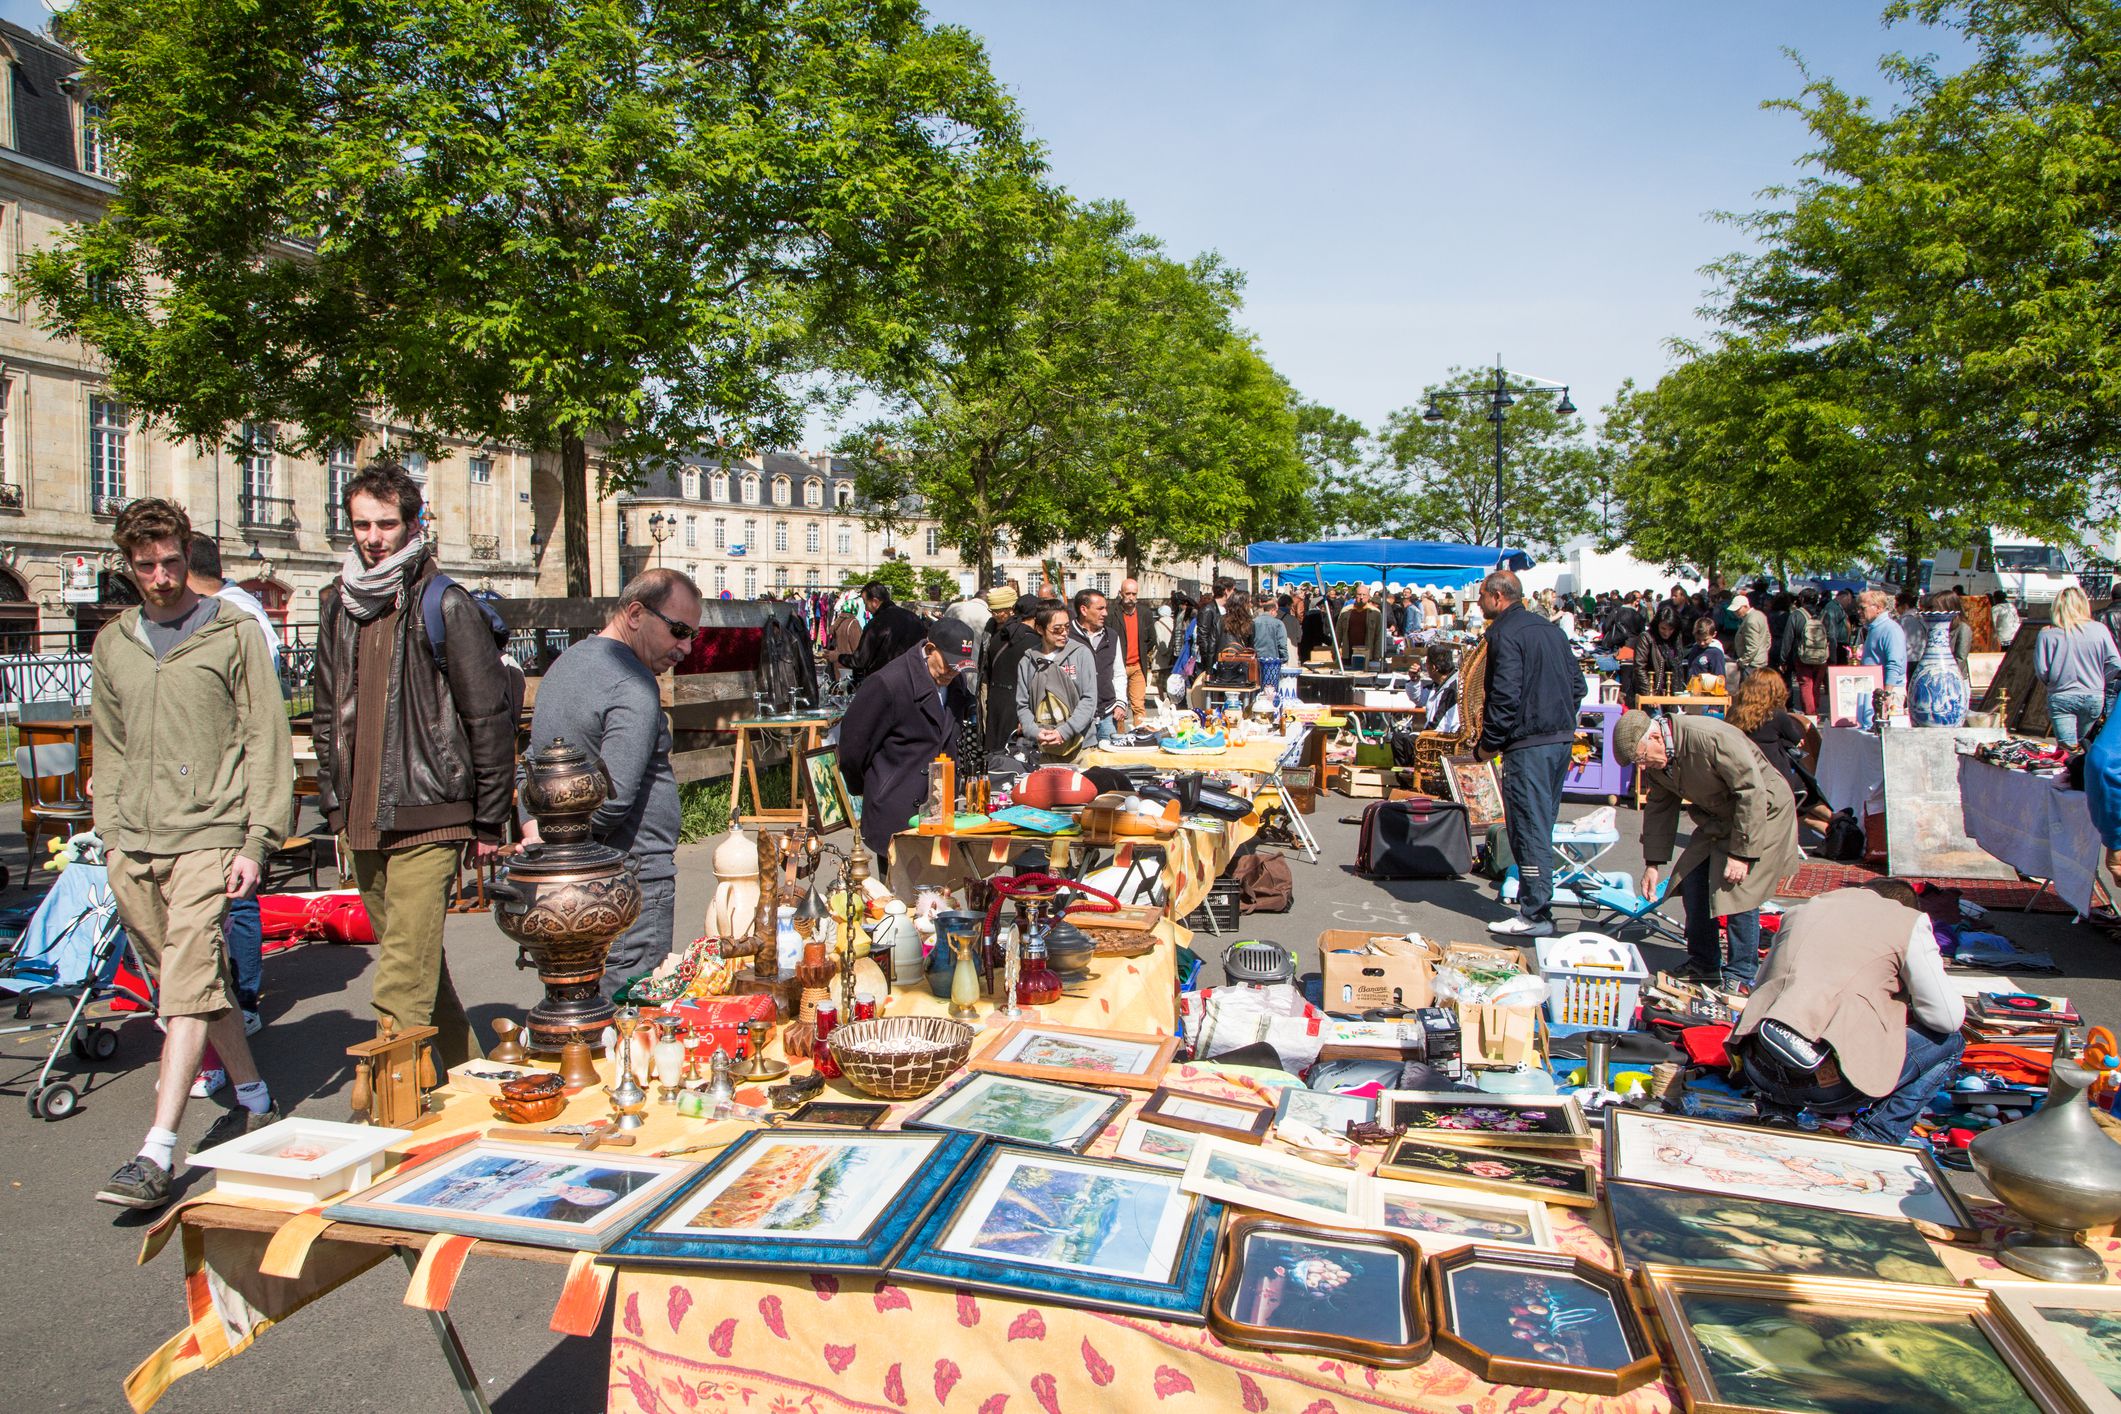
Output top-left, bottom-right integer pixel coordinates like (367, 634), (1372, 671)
(891, 816), (1257, 923)
(725, 713), (836, 828)
(1959, 753), (2109, 918)
(1815, 723), (1885, 814)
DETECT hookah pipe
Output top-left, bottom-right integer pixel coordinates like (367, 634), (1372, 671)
(980, 871), (1122, 941)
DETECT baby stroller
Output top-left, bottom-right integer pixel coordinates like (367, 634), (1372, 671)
(0, 841), (152, 1120)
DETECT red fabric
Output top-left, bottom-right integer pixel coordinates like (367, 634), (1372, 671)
(111, 960), (151, 1012)
(1959, 1043), (2055, 1086)
(1680, 1023), (1734, 1067)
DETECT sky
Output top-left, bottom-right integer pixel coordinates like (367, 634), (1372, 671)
(0, 0), (1965, 445)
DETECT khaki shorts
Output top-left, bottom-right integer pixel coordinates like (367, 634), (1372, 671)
(107, 848), (238, 1018)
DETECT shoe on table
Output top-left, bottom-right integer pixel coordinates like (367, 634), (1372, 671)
(1487, 915), (1555, 939)
(199, 1103), (282, 1151)
(189, 1067), (229, 1100)
(97, 1156), (173, 1210)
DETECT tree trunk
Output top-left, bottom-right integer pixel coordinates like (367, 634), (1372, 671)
(1119, 531), (1143, 582)
(561, 431), (592, 598)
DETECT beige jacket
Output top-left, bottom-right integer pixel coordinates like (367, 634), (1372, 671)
(1637, 714), (1800, 915)
(90, 598), (291, 864)
(1732, 889), (1921, 1095)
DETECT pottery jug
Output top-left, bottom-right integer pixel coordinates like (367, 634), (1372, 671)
(1970, 1040), (2121, 1282)
(872, 901), (923, 987)
(1908, 611), (1968, 728)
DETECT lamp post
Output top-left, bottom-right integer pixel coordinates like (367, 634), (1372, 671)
(1421, 355), (1576, 550)
(646, 511), (673, 567)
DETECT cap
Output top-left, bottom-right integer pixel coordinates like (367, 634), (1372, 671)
(927, 617), (976, 663)
(1614, 710), (1654, 761)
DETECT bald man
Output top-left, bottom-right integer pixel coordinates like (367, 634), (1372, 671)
(1113, 577), (1158, 716)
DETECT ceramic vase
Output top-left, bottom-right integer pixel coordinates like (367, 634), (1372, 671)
(872, 901), (924, 987)
(1970, 1039), (2121, 1282)
(1908, 611), (1968, 728)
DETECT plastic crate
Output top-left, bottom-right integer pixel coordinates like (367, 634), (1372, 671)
(1183, 876), (1244, 935)
(1533, 934), (1648, 1030)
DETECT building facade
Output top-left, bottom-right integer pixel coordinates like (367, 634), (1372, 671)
(0, 19), (621, 647)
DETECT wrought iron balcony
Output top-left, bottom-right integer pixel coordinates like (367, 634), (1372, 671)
(240, 494), (298, 532)
(326, 503), (352, 538)
(469, 533), (499, 561)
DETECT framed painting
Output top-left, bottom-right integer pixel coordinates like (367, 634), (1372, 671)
(1372, 1177), (1555, 1255)
(892, 1143), (1224, 1324)
(1604, 1181), (1955, 1285)
(1443, 755), (1506, 829)
(1180, 1135), (1368, 1229)
(967, 1021), (1177, 1091)
(1378, 1134), (1598, 1208)
(902, 1072), (1128, 1154)
(1112, 1119), (1205, 1171)
(1601, 1107), (1976, 1235)
(1827, 664), (1884, 728)
(797, 745), (853, 835)
(1985, 1281), (2121, 1413)
(1429, 1246), (1660, 1396)
(606, 1129), (980, 1273)
(1137, 1087), (1274, 1145)
(1647, 1268), (2065, 1414)
(1271, 1086), (1375, 1138)
(784, 1100), (891, 1130)
(1380, 1091), (1591, 1152)
(322, 1140), (697, 1252)
(1209, 1216), (1431, 1368)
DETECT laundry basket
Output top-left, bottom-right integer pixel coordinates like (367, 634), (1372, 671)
(1533, 933), (1648, 1030)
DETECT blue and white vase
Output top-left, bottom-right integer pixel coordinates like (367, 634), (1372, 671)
(1908, 611), (1968, 727)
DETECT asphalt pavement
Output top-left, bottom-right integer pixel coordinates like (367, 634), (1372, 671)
(3, 797), (2118, 1412)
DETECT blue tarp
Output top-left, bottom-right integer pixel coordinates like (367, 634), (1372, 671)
(1245, 539), (1534, 591)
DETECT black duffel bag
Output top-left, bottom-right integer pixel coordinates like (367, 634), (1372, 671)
(1355, 797), (1472, 878)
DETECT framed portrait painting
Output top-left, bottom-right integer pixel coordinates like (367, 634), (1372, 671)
(892, 1144), (1223, 1324)
(1381, 1091), (1591, 1152)
(1428, 1246), (1660, 1396)
(1601, 1107), (1975, 1235)
(1372, 1178), (1555, 1255)
(607, 1129), (980, 1273)
(1985, 1281), (2121, 1413)
(1604, 1182), (1955, 1285)
(967, 1021), (1176, 1091)
(1209, 1216), (1431, 1368)
(1647, 1268), (2064, 1414)
(1443, 755), (1506, 829)
(797, 745), (853, 835)
(323, 1140), (697, 1252)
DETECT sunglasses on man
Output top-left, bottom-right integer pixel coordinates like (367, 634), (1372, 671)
(644, 603), (696, 641)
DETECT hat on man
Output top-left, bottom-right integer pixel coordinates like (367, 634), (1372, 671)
(985, 586), (1014, 614)
(927, 617), (976, 665)
(1613, 710), (1654, 762)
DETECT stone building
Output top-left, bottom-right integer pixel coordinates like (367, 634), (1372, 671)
(0, 19), (620, 648)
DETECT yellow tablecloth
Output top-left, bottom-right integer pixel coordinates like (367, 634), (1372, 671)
(1080, 738), (1293, 776)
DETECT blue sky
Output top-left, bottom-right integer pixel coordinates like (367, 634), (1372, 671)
(919, 1), (1963, 437)
(0, 0), (1962, 442)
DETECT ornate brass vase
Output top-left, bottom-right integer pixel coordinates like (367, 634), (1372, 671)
(491, 738), (642, 1053)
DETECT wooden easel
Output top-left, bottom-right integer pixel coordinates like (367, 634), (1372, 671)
(730, 713), (834, 826)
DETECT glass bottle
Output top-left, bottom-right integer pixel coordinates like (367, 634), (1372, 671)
(1015, 932), (1063, 1008)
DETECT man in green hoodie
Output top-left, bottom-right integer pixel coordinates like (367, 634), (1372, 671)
(92, 498), (292, 1209)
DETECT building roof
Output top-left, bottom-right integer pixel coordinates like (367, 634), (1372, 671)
(2, 19), (87, 173)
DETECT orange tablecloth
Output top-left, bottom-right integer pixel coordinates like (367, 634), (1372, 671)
(891, 816), (1254, 922)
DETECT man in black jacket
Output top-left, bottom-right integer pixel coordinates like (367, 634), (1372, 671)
(1192, 577), (1231, 683)
(850, 582), (926, 683)
(840, 620), (976, 865)
(1476, 570), (1586, 938)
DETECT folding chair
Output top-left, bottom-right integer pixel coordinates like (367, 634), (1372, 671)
(1578, 876), (1690, 947)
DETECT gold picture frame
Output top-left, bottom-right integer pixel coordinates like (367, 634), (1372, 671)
(797, 745), (854, 836)
(966, 1021), (1176, 1092)
(1379, 1090), (1591, 1152)
(1983, 1280), (2121, 1414)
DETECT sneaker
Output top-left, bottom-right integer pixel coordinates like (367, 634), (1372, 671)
(189, 1067), (229, 1100)
(97, 1156), (173, 1210)
(1486, 916), (1555, 939)
(1671, 963), (1722, 985)
(243, 1010), (262, 1037)
(1720, 974), (1756, 997)
(199, 1102), (282, 1151)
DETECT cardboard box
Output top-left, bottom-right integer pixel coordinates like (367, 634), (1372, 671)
(1457, 999), (1546, 1069)
(1319, 929), (1436, 1015)
(1341, 767), (1391, 798)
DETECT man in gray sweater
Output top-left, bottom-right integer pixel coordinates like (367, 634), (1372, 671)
(524, 568), (698, 996)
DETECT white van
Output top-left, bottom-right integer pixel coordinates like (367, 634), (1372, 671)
(1930, 532), (2081, 609)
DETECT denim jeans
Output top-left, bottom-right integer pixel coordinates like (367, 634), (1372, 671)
(224, 894), (263, 1014)
(2049, 689), (2103, 747)
(1850, 1022), (1967, 1145)
(605, 874), (676, 1001)
(1680, 861), (1761, 984)
(1500, 742), (1572, 923)
(1093, 714), (1118, 744)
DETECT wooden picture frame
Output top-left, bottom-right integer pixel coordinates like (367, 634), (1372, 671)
(1372, 1177), (1555, 1255)
(1137, 1086), (1274, 1144)
(1443, 754), (1506, 829)
(1601, 1106), (1977, 1236)
(1603, 1181), (1955, 1285)
(1209, 1216), (1431, 1368)
(785, 1100), (890, 1130)
(1647, 1267), (2069, 1413)
(796, 745), (853, 836)
(1380, 1090), (1591, 1152)
(1428, 1246), (1660, 1396)
(1984, 1280), (2121, 1413)
(901, 1072), (1129, 1154)
(1379, 1134), (1598, 1208)
(967, 1020), (1176, 1091)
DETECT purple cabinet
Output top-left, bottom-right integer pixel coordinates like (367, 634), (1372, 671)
(1564, 702), (1632, 800)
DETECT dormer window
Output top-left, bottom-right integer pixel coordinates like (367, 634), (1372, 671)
(682, 469), (699, 500)
(771, 475), (790, 506)
(710, 470), (728, 500)
(804, 479), (822, 508)
(741, 473), (759, 505)
(79, 92), (116, 179)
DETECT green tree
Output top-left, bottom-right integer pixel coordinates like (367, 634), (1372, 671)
(918, 567), (957, 603)
(30, 0), (1033, 594)
(841, 560), (918, 602)
(1370, 369), (1601, 556)
(1297, 402), (1395, 535)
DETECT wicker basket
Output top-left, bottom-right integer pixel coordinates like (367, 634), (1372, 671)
(826, 1016), (977, 1100)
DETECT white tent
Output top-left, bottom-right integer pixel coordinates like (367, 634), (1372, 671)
(1519, 539), (1699, 599)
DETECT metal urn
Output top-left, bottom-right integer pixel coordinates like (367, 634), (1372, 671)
(1970, 1037), (2121, 1282)
(490, 738), (642, 1053)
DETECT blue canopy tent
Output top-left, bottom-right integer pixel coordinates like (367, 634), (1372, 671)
(1245, 539), (1535, 667)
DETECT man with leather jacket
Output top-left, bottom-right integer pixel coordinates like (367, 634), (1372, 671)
(313, 462), (516, 1069)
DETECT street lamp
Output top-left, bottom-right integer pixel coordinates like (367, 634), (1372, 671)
(646, 511), (673, 566)
(1421, 355), (1576, 549)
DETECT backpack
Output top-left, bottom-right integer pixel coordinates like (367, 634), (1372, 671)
(1797, 608), (1830, 666)
(419, 575), (509, 678)
(1024, 650), (1086, 760)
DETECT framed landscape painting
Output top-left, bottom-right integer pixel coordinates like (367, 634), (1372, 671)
(607, 1129), (980, 1273)
(1112, 1119), (1204, 1171)
(797, 746), (853, 835)
(1180, 1135), (1368, 1228)
(968, 1021), (1176, 1091)
(1138, 1087), (1274, 1144)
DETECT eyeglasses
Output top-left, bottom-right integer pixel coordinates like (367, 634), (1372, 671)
(644, 603), (696, 641)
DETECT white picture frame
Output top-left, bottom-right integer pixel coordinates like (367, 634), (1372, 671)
(187, 1117), (412, 1205)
